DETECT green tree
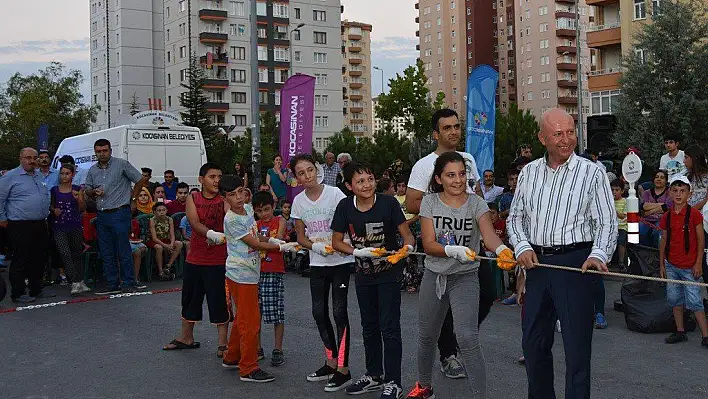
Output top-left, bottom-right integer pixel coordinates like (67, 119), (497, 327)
(325, 127), (358, 160)
(129, 92), (140, 116)
(234, 111), (280, 183)
(494, 103), (541, 175)
(374, 60), (445, 163)
(612, 0), (708, 167)
(0, 62), (97, 169)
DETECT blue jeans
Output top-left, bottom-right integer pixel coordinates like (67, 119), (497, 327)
(97, 207), (135, 289)
(638, 222), (661, 247)
(665, 261), (705, 311)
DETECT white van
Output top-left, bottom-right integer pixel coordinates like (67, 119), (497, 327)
(53, 111), (207, 188)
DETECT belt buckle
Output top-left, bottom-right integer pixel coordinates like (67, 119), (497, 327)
(541, 246), (557, 256)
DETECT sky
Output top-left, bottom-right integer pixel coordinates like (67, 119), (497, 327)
(0, 0), (418, 103)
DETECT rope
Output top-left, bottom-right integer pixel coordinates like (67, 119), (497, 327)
(401, 251), (708, 289)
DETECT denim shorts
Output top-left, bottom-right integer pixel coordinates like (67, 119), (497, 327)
(130, 242), (147, 253)
(665, 261), (705, 311)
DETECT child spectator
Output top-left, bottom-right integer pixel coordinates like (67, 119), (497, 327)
(376, 177), (395, 195)
(491, 202), (517, 307)
(611, 179), (628, 270)
(82, 200), (98, 244)
(153, 185), (171, 204)
(498, 169), (519, 219)
(395, 175), (422, 293)
(659, 175), (708, 348)
(148, 202), (183, 280)
(135, 187), (154, 216)
(179, 215), (192, 255)
(129, 218), (148, 286)
(331, 162), (415, 398)
(220, 175), (296, 382)
(252, 191), (287, 366)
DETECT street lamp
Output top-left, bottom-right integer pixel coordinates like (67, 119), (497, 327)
(289, 23), (306, 77)
(373, 66), (384, 95)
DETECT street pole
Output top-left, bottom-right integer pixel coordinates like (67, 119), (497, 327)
(374, 66), (384, 95)
(576, 0), (584, 151)
(289, 23), (305, 78)
(250, 0), (261, 188)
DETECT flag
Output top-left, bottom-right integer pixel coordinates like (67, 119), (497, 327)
(279, 74), (315, 201)
(465, 65), (499, 178)
(37, 124), (49, 151)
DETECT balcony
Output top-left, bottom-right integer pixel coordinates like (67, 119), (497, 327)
(349, 57), (362, 65)
(555, 0), (576, 3)
(557, 79), (577, 88)
(416, 44), (420, 51)
(349, 70), (362, 77)
(348, 33), (362, 40)
(556, 45), (577, 54)
(199, 32), (228, 44)
(586, 0), (618, 5)
(205, 102), (229, 112)
(557, 96), (578, 105)
(350, 107), (364, 113)
(350, 82), (363, 89)
(556, 28), (576, 37)
(415, 3), (419, 9)
(557, 61), (577, 70)
(350, 46), (362, 53)
(587, 23), (622, 47)
(199, 8), (228, 21)
(349, 94), (363, 101)
(588, 68), (623, 91)
(203, 78), (229, 90)
(200, 52), (229, 66)
(350, 119), (364, 124)
(415, 16), (419, 23)
(555, 11), (575, 19)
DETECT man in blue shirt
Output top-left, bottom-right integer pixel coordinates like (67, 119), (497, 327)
(0, 148), (55, 303)
(162, 169), (178, 200)
(37, 150), (59, 193)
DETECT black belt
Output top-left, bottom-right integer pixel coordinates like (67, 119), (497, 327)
(531, 242), (593, 256)
(99, 204), (130, 213)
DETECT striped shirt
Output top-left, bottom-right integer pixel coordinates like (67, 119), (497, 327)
(85, 157), (142, 211)
(507, 153), (617, 264)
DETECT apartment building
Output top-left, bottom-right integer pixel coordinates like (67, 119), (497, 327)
(372, 96), (409, 137)
(91, 0), (343, 147)
(512, 0), (592, 129)
(341, 20), (373, 138)
(496, 0), (519, 111)
(89, 0), (165, 130)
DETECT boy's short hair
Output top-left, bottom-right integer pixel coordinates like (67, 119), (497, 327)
(507, 168), (520, 178)
(152, 202), (167, 212)
(199, 162), (221, 177)
(177, 182), (189, 190)
(252, 191), (275, 208)
(376, 177), (393, 193)
(487, 202), (499, 212)
(663, 133), (682, 143)
(218, 174), (244, 195)
(342, 161), (374, 184)
(164, 169), (175, 175)
(610, 179), (624, 190)
(141, 167), (152, 175)
(289, 153), (316, 172)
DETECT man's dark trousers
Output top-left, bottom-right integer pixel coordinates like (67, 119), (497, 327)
(8, 220), (49, 299)
(523, 247), (598, 399)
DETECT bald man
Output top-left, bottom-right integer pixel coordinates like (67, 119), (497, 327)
(507, 109), (617, 399)
(0, 148), (53, 303)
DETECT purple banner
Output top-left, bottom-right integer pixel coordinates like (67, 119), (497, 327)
(279, 74), (315, 200)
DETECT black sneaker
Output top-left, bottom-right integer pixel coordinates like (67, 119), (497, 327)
(701, 337), (708, 349)
(257, 347), (265, 361)
(345, 375), (384, 395)
(665, 331), (688, 344)
(380, 382), (403, 399)
(271, 349), (285, 367)
(95, 287), (121, 295)
(134, 280), (147, 289)
(324, 371), (352, 392)
(307, 363), (336, 382)
(240, 368), (275, 383)
(222, 359), (239, 369)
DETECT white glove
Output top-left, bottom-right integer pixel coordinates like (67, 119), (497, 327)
(279, 242), (299, 252)
(444, 245), (476, 263)
(206, 230), (225, 245)
(268, 237), (285, 245)
(311, 242), (333, 256)
(353, 247), (384, 258)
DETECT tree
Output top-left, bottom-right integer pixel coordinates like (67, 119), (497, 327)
(180, 55), (214, 135)
(0, 62), (97, 169)
(494, 103), (541, 175)
(612, 0), (708, 167)
(236, 111), (280, 181)
(128, 92), (140, 116)
(374, 60), (446, 164)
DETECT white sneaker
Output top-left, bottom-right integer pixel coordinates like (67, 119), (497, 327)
(70, 282), (81, 296)
(79, 281), (91, 293)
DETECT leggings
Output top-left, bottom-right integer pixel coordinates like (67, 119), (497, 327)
(54, 229), (84, 283)
(310, 263), (352, 368)
(417, 270), (486, 398)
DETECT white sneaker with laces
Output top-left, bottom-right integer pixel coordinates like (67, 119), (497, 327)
(79, 281), (91, 293)
(380, 382), (403, 399)
(70, 282), (81, 296)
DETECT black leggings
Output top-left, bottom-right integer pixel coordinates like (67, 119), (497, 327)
(310, 263), (352, 368)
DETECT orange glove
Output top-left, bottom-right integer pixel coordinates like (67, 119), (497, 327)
(387, 245), (413, 265)
(371, 247), (388, 257)
(496, 246), (516, 271)
(324, 245), (335, 254)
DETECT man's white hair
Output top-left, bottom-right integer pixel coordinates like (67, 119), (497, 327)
(337, 153), (352, 162)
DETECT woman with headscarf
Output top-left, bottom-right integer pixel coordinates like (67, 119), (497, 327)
(135, 187), (155, 216)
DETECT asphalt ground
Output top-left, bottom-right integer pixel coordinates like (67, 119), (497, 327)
(1, 272), (707, 399)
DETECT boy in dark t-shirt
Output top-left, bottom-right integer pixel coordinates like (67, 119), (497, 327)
(331, 162), (415, 399)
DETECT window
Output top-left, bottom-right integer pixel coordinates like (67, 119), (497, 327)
(538, 6), (548, 15)
(438, 75), (443, 83)
(451, 1), (455, 9)
(527, 91), (533, 101)
(234, 115), (247, 126)
(294, 51), (301, 62)
(634, 0), (646, 19)
(275, 90), (281, 106)
(180, 69), (187, 82)
(314, 52), (327, 63)
(438, 31), (442, 40)
(256, 2), (267, 16)
(315, 95), (329, 107)
(437, 47), (442, 55)
(258, 68), (268, 83)
(259, 91), (269, 105)
(539, 23), (548, 32)
(315, 73), (328, 86)
(313, 10), (326, 21)
(166, 51), (171, 63)
(652, 0), (661, 15)
(230, 1), (245, 16)
(591, 90), (621, 115)
(527, 75), (533, 84)
(451, 30), (456, 38)
(436, 3), (441, 11)
(275, 69), (289, 83)
(179, 0), (186, 12)
(437, 17), (441, 26)
(274, 47), (288, 61)
(258, 46), (268, 61)
(165, 6), (170, 18)
(314, 116), (329, 127)
(634, 48), (647, 64)
(452, 59), (457, 67)
(294, 7), (300, 18)
(231, 46), (246, 60)
(179, 23), (186, 36)
(293, 30), (301, 41)
(167, 73), (172, 84)
(231, 92), (246, 103)
(451, 16), (455, 24)
(273, 3), (288, 18)
(452, 44), (456, 53)
(314, 31), (327, 44)
(539, 40), (549, 49)
(231, 69), (246, 83)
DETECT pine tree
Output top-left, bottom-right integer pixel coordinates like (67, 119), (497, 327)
(180, 55), (214, 136)
(128, 92), (140, 116)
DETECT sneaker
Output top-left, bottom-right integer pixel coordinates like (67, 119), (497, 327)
(406, 382), (435, 399)
(271, 349), (285, 367)
(95, 287), (121, 295)
(34, 291), (57, 299)
(59, 275), (68, 286)
(78, 281), (92, 293)
(380, 382), (403, 399)
(11, 294), (36, 304)
(239, 368), (275, 383)
(70, 282), (81, 296)
(702, 337), (708, 349)
(665, 331), (688, 344)
(501, 294), (518, 306)
(307, 363), (336, 382)
(257, 347), (265, 361)
(324, 371), (352, 392)
(345, 375), (384, 395)
(594, 313), (608, 329)
(440, 355), (466, 379)
(134, 280), (147, 289)
(222, 359), (239, 369)
(517, 356), (525, 365)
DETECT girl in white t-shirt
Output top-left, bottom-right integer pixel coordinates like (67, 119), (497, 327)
(290, 154), (355, 392)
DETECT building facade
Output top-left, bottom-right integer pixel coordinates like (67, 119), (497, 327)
(90, 0), (165, 130)
(496, 0), (519, 111)
(372, 96), (409, 137)
(342, 20), (373, 138)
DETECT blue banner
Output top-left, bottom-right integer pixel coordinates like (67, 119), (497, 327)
(465, 65), (499, 178)
(37, 124), (49, 151)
